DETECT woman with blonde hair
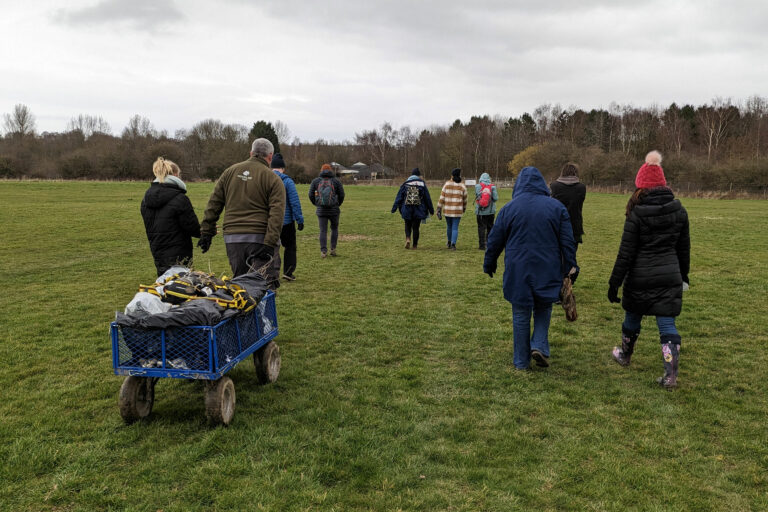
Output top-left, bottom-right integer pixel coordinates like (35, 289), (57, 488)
(141, 157), (201, 275)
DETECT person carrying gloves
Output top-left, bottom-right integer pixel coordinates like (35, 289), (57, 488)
(272, 153), (304, 280)
(198, 138), (286, 290)
(483, 166), (578, 371)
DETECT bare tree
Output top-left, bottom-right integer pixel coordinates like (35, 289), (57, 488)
(66, 114), (111, 138)
(394, 125), (417, 173)
(697, 97), (738, 162)
(745, 95), (767, 159)
(355, 122), (394, 166)
(273, 120), (291, 146)
(661, 104), (689, 158)
(3, 104), (36, 137)
(122, 114), (157, 140)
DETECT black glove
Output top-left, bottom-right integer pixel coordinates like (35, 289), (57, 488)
(569, 268), (579, 284)
(436, 209), (443, 221)
(297, 223), (304, 231)
(484, 263), (497, 278)
(197, 234), (213, 253)
(252, 242), (274, 261)
(608, 286), (620, 304)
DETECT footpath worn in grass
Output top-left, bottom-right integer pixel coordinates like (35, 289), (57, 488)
(0, 181), (766, 511)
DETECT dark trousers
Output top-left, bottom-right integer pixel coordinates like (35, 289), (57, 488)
(280, 222), (297, 277)
(318, 214), (339, 253)
(477, 214), (495, 248)
(404, 219), (421, 247)
(225, 240), (280, 288)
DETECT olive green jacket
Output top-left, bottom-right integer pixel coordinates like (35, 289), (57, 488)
(201, 157), (286, 247)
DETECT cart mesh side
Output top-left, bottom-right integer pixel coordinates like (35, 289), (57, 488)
(113, 291), (277, 377)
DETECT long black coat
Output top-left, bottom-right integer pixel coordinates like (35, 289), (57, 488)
(550, 180), (586, 243)
(141, 181), (201, 275)
(609, 188), (690, 316)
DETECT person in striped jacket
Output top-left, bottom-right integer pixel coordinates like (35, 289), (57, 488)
(436, 168), (467, 250)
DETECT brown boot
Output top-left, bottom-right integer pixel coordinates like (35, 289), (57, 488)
(612, 327), (639, 366)
(657, 335), (681, 389)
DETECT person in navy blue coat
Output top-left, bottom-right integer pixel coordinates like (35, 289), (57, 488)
(391, 168), (434, 249)
(483, 166), (578, 370)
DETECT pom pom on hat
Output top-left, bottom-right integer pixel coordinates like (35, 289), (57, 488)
(635, 151), (666, 188)
(451, 168), (461, 177)
(271, 153), (286, 169)
(645, 150), (662, 166)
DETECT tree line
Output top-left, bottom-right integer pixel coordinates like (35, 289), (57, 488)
(2, 97), (766, 192)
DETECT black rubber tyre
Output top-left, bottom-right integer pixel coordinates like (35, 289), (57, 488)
(205, 376), (236, 426)
(119, 376), (155, 424)
(254, 341), (280, 384)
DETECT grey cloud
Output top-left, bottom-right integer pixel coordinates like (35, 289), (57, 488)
(54, 0), (184, 32)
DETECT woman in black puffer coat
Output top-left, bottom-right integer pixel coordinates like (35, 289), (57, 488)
(141, 157), (201, 276)
(608, 151), (690, 389)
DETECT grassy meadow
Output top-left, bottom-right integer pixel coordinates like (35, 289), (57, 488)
(0, 180), (767, 511)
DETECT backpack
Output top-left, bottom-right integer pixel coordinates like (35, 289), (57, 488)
(477, 183), (493, 208)
(316, 178), (338, 207)
(404, 184), (421, 206)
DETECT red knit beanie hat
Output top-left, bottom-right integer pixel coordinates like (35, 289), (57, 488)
(635, 151), (666, 188)
(321, 163), (332, 171)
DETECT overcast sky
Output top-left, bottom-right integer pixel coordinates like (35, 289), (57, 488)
(1, 0), (766, 141)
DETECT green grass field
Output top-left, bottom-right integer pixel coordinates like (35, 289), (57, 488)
(1, 181), (767, 511)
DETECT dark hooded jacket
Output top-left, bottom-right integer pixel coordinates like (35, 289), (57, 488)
(609, 187), (690, 316)
(309, 169), (345, 217)
(549, 180), (586, 243)
(391, 175), (434, 220)
(141, 181), (201, 274)
(484, 167), (578, 307)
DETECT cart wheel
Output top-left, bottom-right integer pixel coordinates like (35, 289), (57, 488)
(205, 376), (236, 426)
(254, 341), (280, 384)
(119, 376), (155, 424)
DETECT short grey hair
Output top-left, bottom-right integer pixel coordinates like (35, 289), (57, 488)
(250, 138), (274, 158)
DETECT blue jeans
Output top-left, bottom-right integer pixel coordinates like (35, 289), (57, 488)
(622, 312), (678, 336)
(512, 302), (553, 369)
(445, 216), (461, 245)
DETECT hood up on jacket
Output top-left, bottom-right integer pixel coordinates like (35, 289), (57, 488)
(479, 172), (492, 185)
(513, 167), (549, 199)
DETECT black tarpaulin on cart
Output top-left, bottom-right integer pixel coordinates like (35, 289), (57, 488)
(116, 271), (270, 329)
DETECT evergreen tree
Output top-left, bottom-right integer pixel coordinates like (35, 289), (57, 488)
(249, 121), (280, 153)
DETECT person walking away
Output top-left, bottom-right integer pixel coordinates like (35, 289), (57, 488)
(475, 172), (498, 250)
(141, 157), (201, 276)
(608, 150), (690, 389)
(483, 166), (578, 370)
(550, 162), (586, 254)
(436, 168), (467, 250)
(198, 138), (286, 289)
(309, 164), (345, 258)
(271, 153), (304, 280)
(391, 168), (434, 249)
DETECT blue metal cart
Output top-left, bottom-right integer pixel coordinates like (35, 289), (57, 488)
(111, 290), (279, 425)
